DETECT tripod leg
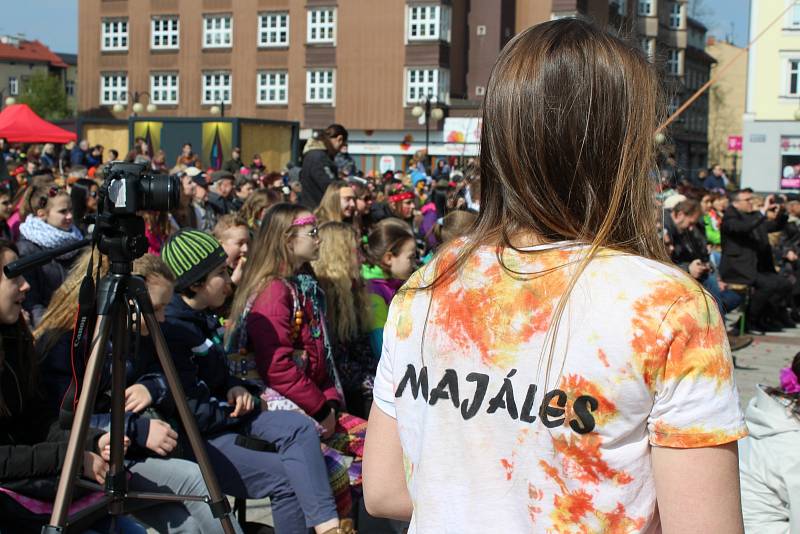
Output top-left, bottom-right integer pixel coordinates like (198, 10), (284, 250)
(107, 305), (130, 514)
(45, 315), (114, 531)
(141, 308), (237, 534)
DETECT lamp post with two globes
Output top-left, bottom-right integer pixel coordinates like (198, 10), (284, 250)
(112, 91), (157, 117)
(411, 95), (444, 168)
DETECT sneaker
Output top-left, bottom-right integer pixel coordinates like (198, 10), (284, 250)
(728, 334), (753, 352)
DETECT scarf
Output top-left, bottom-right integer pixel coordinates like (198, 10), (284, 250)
(19, 215), (84, 259)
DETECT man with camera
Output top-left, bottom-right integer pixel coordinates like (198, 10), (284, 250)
(665, 198), (748, 349)
(720, 190), (793, 333)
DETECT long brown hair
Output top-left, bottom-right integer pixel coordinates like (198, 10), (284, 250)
(311, 222), (369, 343)
(416, 19), (669, 383)
(0, 240), (36, 416)
(227, 203), (309, 338)
(364, 218), (415, 272)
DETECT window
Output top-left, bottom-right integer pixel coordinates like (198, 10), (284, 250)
(258, 12), (289, 47)
(638, 0), (654, 15)
(640, 37), (655, 61)
(257, 71), (288, 104)
(307, 8), (335, 44)
(789, 60), (800, 96)
(406, 68), (450, 105)
(150, 73), (179, 105)
(668, 2), (684, 29)
(616, 0), (627, 16)
(202, 71), (231, 104)
(667, 49), (683, 76)
(789, 5), (800, 28)
(101, 19), (128, 51)
(203, 14), (232, 48)
(100, 73), (128, 105)
(667, 95), (680, 115)
(66, 79), (75, 97)
(306, 70), (334, 104)
(407, 5), (451, 42)
(8, 77), (17, 96)
(151, 16), (179, 49)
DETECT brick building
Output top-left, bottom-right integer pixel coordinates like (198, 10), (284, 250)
(78, 0), (711, 172)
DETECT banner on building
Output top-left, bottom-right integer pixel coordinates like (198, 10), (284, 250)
(781, 137), (800, 189)
(443, 117), (482, 144)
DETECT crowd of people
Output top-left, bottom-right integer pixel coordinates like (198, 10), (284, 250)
(0, 123), (479, 533)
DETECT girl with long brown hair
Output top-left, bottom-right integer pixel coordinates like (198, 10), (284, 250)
(227, 203), (365, 523)
(364, 19), (746, 533)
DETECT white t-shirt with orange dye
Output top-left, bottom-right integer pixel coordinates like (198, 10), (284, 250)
(372, 240), (747, 533)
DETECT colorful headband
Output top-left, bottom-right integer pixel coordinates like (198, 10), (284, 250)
(291, 215), (317, 227)
(389, 192), (414, 203)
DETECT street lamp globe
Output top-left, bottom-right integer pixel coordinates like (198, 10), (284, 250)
(654, 132), (667, 145)
(132, 102), (144, 114)
(112, 103), (125, 113)
(431, 107), (445, 121)
(411, 105), (424, 118)
(210, 105), (221, 116)
(4, 97), (15, 107)
(146, 103), (157, 113)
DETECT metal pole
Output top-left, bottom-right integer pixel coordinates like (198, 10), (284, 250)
(425, 97), (430, 168)
(220, 99), (225, 118)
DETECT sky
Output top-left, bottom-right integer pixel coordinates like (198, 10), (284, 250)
(0, 0), (750, 55)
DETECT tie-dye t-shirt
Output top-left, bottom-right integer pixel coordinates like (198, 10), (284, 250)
(372, 240), (747, 533)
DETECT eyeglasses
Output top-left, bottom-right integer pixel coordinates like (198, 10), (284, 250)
(88, 190), (98, 198)
(298, 227), (319, 239)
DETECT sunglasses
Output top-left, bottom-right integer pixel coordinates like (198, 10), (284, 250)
(299, 227), (319, 239)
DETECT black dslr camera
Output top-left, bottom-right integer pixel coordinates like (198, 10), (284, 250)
(102, 162), (179, 215)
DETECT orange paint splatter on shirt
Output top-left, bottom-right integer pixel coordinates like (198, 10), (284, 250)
(597, 348), (610, 368)
(428, 248), (570, 366)
(560, 374), (617, 426)
(651, 421), (747, 448)
(552, 433), (633, 486)
(528, 483), (544, 524)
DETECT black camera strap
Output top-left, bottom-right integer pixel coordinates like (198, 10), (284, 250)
(61, 243), (99, 417)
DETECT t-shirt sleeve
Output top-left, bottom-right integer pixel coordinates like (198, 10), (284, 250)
(372, 290), (407, 420)
(647, 289), (748, 448)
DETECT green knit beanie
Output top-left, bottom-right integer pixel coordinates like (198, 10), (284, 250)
(161, 229), (228, 292)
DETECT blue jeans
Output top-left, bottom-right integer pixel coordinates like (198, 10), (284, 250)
(205, 410), (338, 533)
(703, 272), (742, 316)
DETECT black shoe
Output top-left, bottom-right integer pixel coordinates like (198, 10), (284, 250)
(728, 334), (753, 352)
(747, 320), (781, 333)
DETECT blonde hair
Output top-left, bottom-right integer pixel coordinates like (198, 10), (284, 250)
(311, 222), (369, 343)
(315, 180), (350, 224)
(227, 203), (309, 339)
(35, 251), (174, 355)
(213, 213), (248, 240)
(240, 189), (281, 229)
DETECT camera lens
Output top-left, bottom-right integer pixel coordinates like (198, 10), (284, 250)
(140, 174), (180, 212)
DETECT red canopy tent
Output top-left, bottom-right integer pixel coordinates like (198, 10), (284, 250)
(0, 104), (76, 144)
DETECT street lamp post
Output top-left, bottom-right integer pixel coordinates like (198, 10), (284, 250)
(112, 91), (157, 117)
(411, 95), (444, 169)
(210, 99), (226, 118)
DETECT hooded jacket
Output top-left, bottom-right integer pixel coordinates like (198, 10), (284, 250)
(740, 386), (800, 533)
(150, 294), (254, 436)
(298, 138), (337, 210)
(362, 264), (405, 359)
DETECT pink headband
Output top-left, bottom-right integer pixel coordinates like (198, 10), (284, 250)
(291, 215), (317, 227)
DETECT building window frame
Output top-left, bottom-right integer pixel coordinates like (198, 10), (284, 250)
(202, 71), (232, 105)
(150, 72), (179, 105)
(100, 73), (128, 106)
(668, 2), (685, 30)
(406, 5), (452, 43)
(667, 49), (683, 76)
(786, 2), (800, 29)
(65, 79), (75, 97)
(306, 69), (335, 104)
(203, 14), (233, 49)
(258, 12), (290, 47)
(307, 8), (336, 45)
(405, 67), (450, 105)
(638, 0), (655, 16)
(151, 16), (180, 50)
(8, 77), (18, 96)
(787, 59), (800, 97)
(101, 18), (129, 51)
(640, 37), (655, 61)
(257, 71), (289, 105)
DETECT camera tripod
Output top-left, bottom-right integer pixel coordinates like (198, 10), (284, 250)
(7, 216), (237, 533)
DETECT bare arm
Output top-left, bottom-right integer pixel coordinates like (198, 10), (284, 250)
(652, 442), (743, 534)
(363, 406), (413, 521)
